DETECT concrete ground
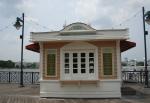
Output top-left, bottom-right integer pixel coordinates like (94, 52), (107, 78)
(0, 84), (39, 96)
(0, 83), (150, 103)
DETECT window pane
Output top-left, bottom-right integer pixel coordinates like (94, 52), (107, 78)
(81, 53), (85, 57)
(73, 58), (78, 63)
(81, 58), (85, 62)
(73, 64), (78, 68)
(89, 53), (94, 57)
(65, 69), (69, 74)
(73, 53), (77, 57)
(65, 53), (69, 57)
(65, 64), (69, 68)
(89, 63), (94, 69)
(103, 53), (112, 75)
(89, 63), (94, 66)
(81, 64), (85, 68)
(81, 69), (86, 73)
(89, 58), (94, 63)
(65, 58), (69, 63)
(89, 69), (94, 73)
(47, 54), (56, 76)
(73, 69), (78, 73)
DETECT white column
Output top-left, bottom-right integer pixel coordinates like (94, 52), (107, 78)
(134, 59), (137, 70)
(116, 40), (121, 80)
(143, 57), (145, 67)
(39, 42), (43, 81)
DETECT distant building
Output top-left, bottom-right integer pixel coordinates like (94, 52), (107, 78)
(128, 60), (136, 66)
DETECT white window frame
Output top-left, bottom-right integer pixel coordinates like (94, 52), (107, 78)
(60, 42), (98, 81)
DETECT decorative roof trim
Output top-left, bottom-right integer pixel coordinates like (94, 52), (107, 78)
(61, 22), (95, 31)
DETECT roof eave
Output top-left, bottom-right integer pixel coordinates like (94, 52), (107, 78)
(30, 37), (129, 42)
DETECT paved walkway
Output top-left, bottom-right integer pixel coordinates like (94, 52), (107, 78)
(0, 84), (39, 96)
(123, 83), (150, 95)
(0, 84), (150, 103)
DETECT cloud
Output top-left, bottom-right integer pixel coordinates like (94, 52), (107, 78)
(16, 0), (35, 13)
(74, 0), (150, 28)
(0, 0), (34, 18)
(74, 0), (99, 23)
(1, 0), (150, 62)
(25, 16), (38, 22)
(0, 0), (22, 18)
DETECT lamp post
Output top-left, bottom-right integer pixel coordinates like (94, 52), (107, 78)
(142, 7), (150, 87)
(14, 13), (24, 87)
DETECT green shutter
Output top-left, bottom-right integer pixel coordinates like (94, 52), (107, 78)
(102, 47), (113, 75)
(47, 53), (56, 76)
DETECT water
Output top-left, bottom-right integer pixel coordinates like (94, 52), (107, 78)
(122, 66), (150, 71)
(0, 68), (39, 72)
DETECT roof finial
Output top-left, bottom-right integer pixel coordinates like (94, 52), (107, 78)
(63, 20), (67, 28)
(87, 22), (91, 26)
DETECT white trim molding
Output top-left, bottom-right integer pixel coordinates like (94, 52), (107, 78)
(39, 42), (43, 80)
(30, 28), (129, 42)
(116, 40), (121, 79)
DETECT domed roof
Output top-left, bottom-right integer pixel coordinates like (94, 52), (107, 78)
(61, 22), (95, 31)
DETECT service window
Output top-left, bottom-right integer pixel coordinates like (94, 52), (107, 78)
(102, 47), (113, 75)
(46, 49), (57, 76)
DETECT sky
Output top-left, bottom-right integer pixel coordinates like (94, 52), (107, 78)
(0, 0), (150, 62)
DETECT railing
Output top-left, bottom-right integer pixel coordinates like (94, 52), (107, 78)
(122, 71), (150, 84)
(0, 71), (39, 84)
(0, 70), (149, 85)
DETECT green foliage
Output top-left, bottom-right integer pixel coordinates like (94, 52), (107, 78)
(136, 61), (144, 66)
(122, 62), (127, 66)
(0, 60), (15, 68)
(31, 63), (36, 68)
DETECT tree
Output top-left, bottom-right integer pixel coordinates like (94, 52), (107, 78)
(30, 63), (37, 68)
(136, 61), (144, 66)
(0, 60), (15, 68)
(122, 62), (127, 66)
